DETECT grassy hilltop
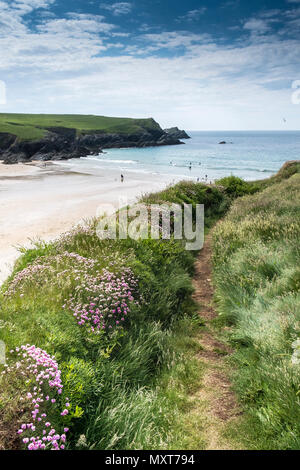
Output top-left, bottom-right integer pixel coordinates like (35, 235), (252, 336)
(0, 161), (300, 450)
(0, 113), (162, 141)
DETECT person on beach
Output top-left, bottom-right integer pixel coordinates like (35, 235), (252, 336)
(121, 174), (124, 182)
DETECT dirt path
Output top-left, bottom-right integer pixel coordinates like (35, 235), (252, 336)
(189, 235), (243, 450)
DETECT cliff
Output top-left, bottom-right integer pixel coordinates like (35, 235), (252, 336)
(164, 127), (190, 139)
(0, 114), (189, 163)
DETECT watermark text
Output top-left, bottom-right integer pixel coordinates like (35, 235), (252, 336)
(96, 199), (204, 251)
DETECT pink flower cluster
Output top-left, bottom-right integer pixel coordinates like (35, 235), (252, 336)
(64, 268), (140, 333)
(5, 252), (97, 296)
(6, 345), (68, 450)
(55, 224), (95, 249)
(5, 264), (52, 296)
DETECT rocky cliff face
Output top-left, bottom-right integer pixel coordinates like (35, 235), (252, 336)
(164, 127), (190, 139)
(0, 126), (186, 164)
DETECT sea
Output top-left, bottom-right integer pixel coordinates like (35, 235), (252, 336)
(59, 131), (300, 183)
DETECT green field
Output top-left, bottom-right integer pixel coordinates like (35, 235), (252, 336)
(0, 113), (162, 141)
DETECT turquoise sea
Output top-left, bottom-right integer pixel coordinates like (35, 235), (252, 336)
(68, 131), (300, 182)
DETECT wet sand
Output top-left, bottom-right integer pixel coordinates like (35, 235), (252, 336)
(0, 161), (178, 283)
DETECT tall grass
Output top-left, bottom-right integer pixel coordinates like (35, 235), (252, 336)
(2, 165), (299, 450)
(212, 173), (300, 449)
(0, 181), (228, 450)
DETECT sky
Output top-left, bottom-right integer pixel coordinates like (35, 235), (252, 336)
(0, 0), (300, 130)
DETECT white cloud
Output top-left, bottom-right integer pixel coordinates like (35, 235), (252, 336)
(177, 7), (207, 22)
(10, 0), (55, 15)
(0, 7), (116, 72)
(38, 14), (115, 35)
(259, 9), (281, 18)
(101, 2), (132, 16)
(0, 0), (55, 34)
(0, 2), (299, 130)
(3, 34), (299, 130)
(243, 18), (270, 35)
(135, 31), (212, 53)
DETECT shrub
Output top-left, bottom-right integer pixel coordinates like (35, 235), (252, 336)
(215, 176), (259, 198)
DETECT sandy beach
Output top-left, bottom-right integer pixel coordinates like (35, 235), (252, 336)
(0, 160), (178, 283)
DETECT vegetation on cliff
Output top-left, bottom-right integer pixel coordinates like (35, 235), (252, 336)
(0, 181), (228, 450)
(0, 113), (186, 163)
(0, 114), (163, 141)
(213, 168), (300, 449)
(0, 161), (299, 450)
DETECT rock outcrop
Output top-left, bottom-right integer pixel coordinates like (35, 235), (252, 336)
(164, 127), (190, 139)
(0, 126), (186, 164)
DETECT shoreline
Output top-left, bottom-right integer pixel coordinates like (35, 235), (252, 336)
(0, 161), (179, 284)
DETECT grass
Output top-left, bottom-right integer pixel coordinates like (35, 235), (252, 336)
(215, 161), (300, 199)
(212, 170), (300, 449)
(254, 160), (300, 190)
(0, 113), (162, 141)
(1, 163), (300, 450)
(0, 181), (230, 450)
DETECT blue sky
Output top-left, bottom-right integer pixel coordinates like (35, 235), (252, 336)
(0, 0), (300, 129)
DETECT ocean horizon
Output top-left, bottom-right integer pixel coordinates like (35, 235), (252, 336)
(59, 130), (300, 183)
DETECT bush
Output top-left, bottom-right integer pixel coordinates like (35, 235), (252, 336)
(215, 176), (259, 198)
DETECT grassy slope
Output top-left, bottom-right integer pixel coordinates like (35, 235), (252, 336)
(0, 113), (162, 141)
(255, 160), (300, 188)
(0, 182), (229, 450)
(1, 163), (299, 450)
(212, 170), (300, 449)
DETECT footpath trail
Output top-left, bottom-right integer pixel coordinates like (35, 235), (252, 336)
(187, 235), (243, 450)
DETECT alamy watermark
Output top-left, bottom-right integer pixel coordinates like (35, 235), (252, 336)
(0, 340), (6, 365)
(291, 80), (300, 105)
(95, 199), (204, 251)
(0, 80), (6, 105)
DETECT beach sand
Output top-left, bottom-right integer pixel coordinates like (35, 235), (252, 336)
(0, 161), (44, 177)
(0, 160), (178, 283)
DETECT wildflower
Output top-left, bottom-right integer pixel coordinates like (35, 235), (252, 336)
(65, 268), (140, 333)
(8, 345), (66, 450)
